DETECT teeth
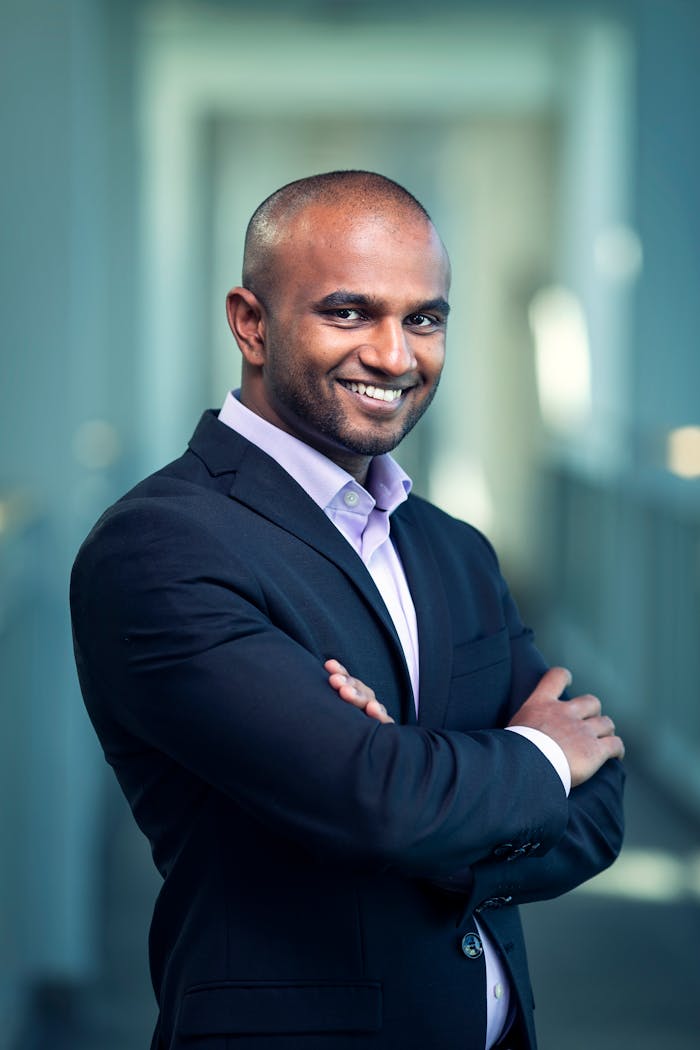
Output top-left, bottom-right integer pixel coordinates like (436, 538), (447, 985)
(345, 382), (402, 402)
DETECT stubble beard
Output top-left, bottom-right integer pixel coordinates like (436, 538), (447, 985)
(268, 366), (441, 460)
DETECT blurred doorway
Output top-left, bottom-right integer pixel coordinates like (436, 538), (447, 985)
(138, 2), (633, 581)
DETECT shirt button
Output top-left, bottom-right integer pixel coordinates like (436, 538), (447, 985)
(493, 982), (504, 1000)
(343, 490), (360, 507)
(461, 932), (483, 959)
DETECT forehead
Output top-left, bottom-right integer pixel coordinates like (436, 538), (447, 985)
(273, 203), (450, 303)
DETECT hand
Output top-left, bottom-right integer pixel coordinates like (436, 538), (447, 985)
(508, 667), (625, 788)
(325, 659), (395, 724)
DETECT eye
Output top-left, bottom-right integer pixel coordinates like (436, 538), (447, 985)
(406, 313), (440, 329)
(330, 308), (364, 321)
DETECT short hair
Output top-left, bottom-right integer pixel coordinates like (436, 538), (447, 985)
(241, 170), (433, 302)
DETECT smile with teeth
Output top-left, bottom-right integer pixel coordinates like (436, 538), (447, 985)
(341, 381), (405, 403)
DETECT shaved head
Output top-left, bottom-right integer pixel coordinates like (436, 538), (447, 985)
(242, 170), (436, 307)
(227, 170), (450, 482)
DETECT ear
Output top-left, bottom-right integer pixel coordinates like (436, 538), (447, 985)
(226, 287), (266, 365)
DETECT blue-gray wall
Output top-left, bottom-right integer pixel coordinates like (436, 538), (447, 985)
(1, 0), (699, 1040)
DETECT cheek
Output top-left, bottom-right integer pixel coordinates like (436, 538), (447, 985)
(415, 342), (445, 383)
(269, 317), (330, 360)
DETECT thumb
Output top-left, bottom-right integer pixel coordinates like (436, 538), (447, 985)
(529, 666), (572, 702)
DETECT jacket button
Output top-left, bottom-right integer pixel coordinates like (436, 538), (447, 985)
(461, 932), (483, 959)
(493, 843), (514, 858)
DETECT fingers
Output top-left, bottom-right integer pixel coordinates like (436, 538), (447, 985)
(510, 668), (625, 786)
(601, 732), (625, 761)
(324, 659), (349, 678)
(609, 735), (626, 761)
(527, 671), (611, 731)
(363, 699), (395, 724)
(575, 730), (626, 785)
(580, 712), (616, 738)
(324, 659), (394, 724)
(568, 693), (602, 719)
(579, 713), (624, 759)
(529, 666), (573, 702)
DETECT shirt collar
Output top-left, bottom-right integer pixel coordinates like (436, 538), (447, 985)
(218, 390), (412, 516)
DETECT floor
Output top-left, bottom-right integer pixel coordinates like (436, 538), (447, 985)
(523, 761), (700, 1049)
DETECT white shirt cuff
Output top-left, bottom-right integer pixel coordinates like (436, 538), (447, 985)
(506, 726), (572, 796)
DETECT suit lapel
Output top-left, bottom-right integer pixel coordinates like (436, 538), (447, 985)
(390, 502), (453, 729)
(188, 413), (415, 719)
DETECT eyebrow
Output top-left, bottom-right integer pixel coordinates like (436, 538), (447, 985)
(313, 290), (451, 317)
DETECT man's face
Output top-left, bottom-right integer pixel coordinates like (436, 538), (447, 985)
(239, 203), (450, 480)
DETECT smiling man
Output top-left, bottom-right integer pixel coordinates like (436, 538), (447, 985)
(70, 172), (625, 1050)
(228, 177), (450, 478)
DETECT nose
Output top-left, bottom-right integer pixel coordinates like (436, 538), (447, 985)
(358, 318), (416, 376)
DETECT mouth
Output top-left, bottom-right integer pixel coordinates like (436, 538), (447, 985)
(337, 380), (409, 404)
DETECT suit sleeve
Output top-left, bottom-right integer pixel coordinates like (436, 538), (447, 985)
(430, 533), (625, 907)
(70, 500), (571, 878)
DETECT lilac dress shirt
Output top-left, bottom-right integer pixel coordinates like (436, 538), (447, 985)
(218, 390), (569, 1049)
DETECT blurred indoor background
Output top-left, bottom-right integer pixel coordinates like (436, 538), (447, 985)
(1, 0), (699, 1047)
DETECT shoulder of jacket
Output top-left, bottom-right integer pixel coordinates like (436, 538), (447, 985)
(401, 493), (499, 562)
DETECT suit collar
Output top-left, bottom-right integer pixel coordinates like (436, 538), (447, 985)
(187, 409), (249, 476)
(391, 502), (453, 729)
(188, 411), (417, 723)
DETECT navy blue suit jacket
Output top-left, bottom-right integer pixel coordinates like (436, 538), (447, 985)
(70, 410), (624, 1050)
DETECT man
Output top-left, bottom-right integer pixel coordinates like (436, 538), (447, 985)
(70, 171), (625, 1050)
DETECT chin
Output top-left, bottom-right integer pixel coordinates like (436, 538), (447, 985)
(339, 431), (405, 458)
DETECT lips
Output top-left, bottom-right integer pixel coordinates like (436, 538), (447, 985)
(338, 380), (406, 403)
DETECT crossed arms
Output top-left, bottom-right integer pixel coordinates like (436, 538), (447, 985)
(325, 657), (625, 908)
(71, 498), (624, 900)
(326, 659), (624, 789)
